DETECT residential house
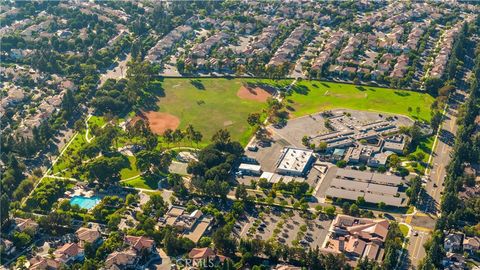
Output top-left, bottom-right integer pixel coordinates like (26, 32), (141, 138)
(390, 54), (409, 79)
(463, 236), (480, 253)
(13, 217), (38, 233)
(311, 31), (345, 71)
(9, 48), (33, 60)
(444, 232), (464, 253)
(429, 22), (462, 79)
(54, 243), (84, 265)
(188, 247), (227, 267)
(29, 256), (62, 270)
(0, 239), (15, 255)
(146, 25), (193, 63)
(160, 206), (213, 244)
(340, 36), (361, 59)
(104, 249), (138, 269)
(75, 227), (102, 248)
(124, 235), (155, 253)
(267, 24), (311, 67)
(442, 252), (466, 270)
(273, 265), (302, 270)
(406, 25), (425, 50)
(190, 32), (229, 59)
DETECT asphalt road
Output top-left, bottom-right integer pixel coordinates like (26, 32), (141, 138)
(405, 90), (465, 268)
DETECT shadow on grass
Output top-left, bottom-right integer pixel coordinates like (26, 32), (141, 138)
(190, 79), (205, 90)
(321, 83), (330, 88)
(291, 84), (310, 95)
(356, 86), (366, 91)
(394, 91), (411, 97)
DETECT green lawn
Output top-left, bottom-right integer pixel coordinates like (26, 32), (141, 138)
(155, 78), (289, 146)
(119, 155), (141, 180)
(52, 131), (88, 177)
(402, 136), (435, 174)
(287, 81), (435, 121)
(399, 224), (410, 237)
(88, 115), (106, 128)
(121, 175), (159, 190)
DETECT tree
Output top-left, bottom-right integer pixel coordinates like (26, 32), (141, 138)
(145, 133), (158, 150)
(235, 184), (248, 200)
(163, 129), (174, 147)
(438, 85), (454, 97)
(212, 129), (231, 145)
(349, 203), (360, 216)
(356, 196), (366, 205)
(407, 176), (422, 206)
(85, 156), (127, 185)
(247, 113), (261, 127)
(74, 119), (85, 131)
(12, 231), (31, 248)
(317, 142), (327, 152)
(185, 124), (197, 146)
(212, 226), (236, 256)
(0, 194), (10, 225)
(125, 60), (155, 105)
(325, 205), (336, 216)
(192, 130), (203, 147)
(424, 77), (443, 96)
(172, 129), (184, 145)
(378, 202), (386, 209)
(388, 154), (401, 169)
(302, 136), (310, 147)
(61, 89), (75, 119)
(15, 256), (28, 270)
(136, 150), (159, 173)
(336, 160), (347, 168)
(430, 111), (443, 131)
(142, 193), (166, 218)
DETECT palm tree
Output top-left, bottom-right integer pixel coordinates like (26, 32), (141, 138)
(192, 130), (203, 147)
(172, 129), (184, 146)
(163, 129), (174, 148)
(185, 124), (196, 146)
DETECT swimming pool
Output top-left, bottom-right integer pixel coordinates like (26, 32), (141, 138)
(70, 196), (101, 210)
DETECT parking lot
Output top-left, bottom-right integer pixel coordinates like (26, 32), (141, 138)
(234, 207), (332, 249)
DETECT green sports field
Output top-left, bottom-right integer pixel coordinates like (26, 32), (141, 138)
(287, 81), (434, 121)
(156, 78), (289, 146)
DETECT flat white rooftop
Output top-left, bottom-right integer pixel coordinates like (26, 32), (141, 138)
(276, 147), (314, 175)
(239, 163), (261, 172)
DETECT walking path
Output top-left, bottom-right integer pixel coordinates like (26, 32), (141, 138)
(245, 79), (298, 149)
(22, 131), (79, 206)
(85, 114), (94, 143)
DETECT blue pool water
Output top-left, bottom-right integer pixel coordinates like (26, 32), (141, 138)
(70, 196), (101, 210)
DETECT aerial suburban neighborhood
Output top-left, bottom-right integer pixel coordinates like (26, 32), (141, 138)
(0, 1), (479, 270)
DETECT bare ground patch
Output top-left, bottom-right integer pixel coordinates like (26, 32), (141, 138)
(132, 111), (180, 135)
(237, 85), (273, 102)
